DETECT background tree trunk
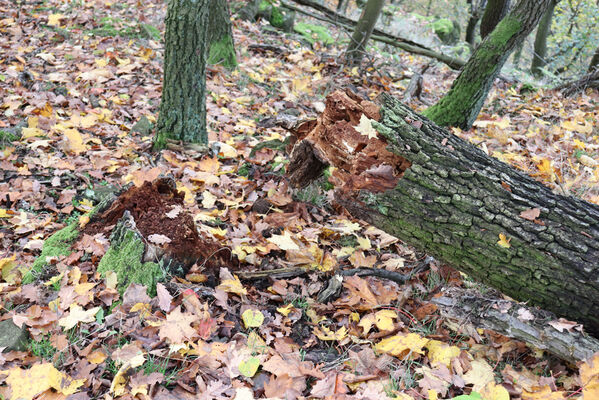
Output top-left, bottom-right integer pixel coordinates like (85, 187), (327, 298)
(465, 0), (487, 46)
(345, 0), (385, 66)
(480, 0), (511, 38)
(155, 0), (209, 149)
(531, 0), (558, 77)
(589, 45), (599, 72)
(423, 0), (552, 130)
(287, 90), (599, 336)
(208, 0), (237, 69)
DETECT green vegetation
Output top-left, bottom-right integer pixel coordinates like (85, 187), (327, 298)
(294, 22), (334, 45)
(28, 337), (58, 362)
(97, 229), (165, 297)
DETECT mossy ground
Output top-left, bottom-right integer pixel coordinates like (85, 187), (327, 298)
(97, 229), (165, 297)
(294, 23), (334, 45)
(23, 223), (79, 284)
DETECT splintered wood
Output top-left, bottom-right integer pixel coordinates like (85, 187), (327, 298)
(288, 90), (411, 192)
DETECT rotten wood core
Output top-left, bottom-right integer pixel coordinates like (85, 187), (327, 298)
(288, 90), (411, 193)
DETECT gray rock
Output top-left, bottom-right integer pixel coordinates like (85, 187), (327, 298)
(131, 116), (153, 136)
(0, 319), (29, 352)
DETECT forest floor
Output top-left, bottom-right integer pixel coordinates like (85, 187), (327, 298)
(0, 0), (598, 399)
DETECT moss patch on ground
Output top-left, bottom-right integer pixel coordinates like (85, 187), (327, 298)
(294, 22), (334, 45)
(23, 223), (79, 284)
(208, 36), (237, 69)
(97, 228), (164, 297)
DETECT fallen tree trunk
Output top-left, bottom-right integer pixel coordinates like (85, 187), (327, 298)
(555, 69), (599, 97)
(432, 287), (599, 364)
(287, 90), (599, 336)
(282, 0), (466, 70)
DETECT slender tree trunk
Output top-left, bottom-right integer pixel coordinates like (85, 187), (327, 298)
(345, 0), (385, 66)
(465, 0), (487, 46)
(423, 0), (552, 130)
(287, 90), (599, 337)
(589, 45), (599, 72)
(531, 0), (557, 77)
(155, 0), (209, 149)
(512, 38), (524, 67)
(208, 0), (237, 69)
(480, 0), (511, 38)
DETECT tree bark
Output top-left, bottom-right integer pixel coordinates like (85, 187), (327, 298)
(423, 0), (552, 130)
(155, 0), (209, 149)
(531, 0), (557, 77)
(465, 0), (487, 46)
(345, 0), (385, 66)
(480, 0), (511, 38)
(208, 0), (237, 69)
(589, 45), (599, 72)
(287, 90), (599, 337)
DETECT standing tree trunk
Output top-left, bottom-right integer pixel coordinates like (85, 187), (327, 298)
(155, 0), (209, 149)
(480, 0), (511, 38)
(345, 0), (385, 66)
(531, 0), (558, 77)
(423, 0), (552, 130)
(287, 90), (599, 336)
(208, 0), (237, 69)
(589, 45), (599, 72)
(465, 0), (487, 46)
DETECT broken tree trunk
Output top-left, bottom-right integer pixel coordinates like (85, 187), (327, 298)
(287, 90), (599, 336)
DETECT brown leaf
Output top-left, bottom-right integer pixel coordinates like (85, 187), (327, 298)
(519, 208), (541, 221)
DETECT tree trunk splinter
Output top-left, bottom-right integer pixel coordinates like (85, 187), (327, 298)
(287, 90), (599, 337)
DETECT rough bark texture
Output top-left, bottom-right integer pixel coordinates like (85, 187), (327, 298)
(155, 0), (209, 148)
(556, 69), (599, 97)
(287, 90), (599, 336)
(423, 0), (551, 130)
(208, 0), (237, 69)
(531, 0), (557, 77)
(480, 0), (511, 38)
(432, 287), (599, 364)
(345, 0), (385, 66)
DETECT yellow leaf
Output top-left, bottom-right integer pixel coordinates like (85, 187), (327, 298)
(78, 214), (90, 228)
(2, 363), (85, 400)
(21, 127), (44, 139)
(497, 233), (511, 248)
(375, 333), (429, 357)
(87, 350), (107, 364)
(579, 154), (598, 167)
(521, 385), (565, 399)
(267, 230), (300, 251)
(314, 325), (348, 341)
(428, 389), (438, 400)
(426, 340), (461, 367)
(63, 128), (88, 155)
(216, 275), (247, 296)
(0, 209), (15, 218)
(58, 304), (101, 330)
(358, 314), (375, 335)
(479, 381), (510, 400)
(463, 359), (495, 391)
(0, 255), (18, 284)
(374, 309), (397, 331)
(247, 331), (266, 351)
(239, 356), (260, 377)
(241, 309), (264, 328)
(130, 303), (151, 319)
(357, 236), (371, 250)
(47, 14), (64, 26)
(277, 304), (293, 316)
(580, 351), (599, 399)
(201, 190), (217, 208)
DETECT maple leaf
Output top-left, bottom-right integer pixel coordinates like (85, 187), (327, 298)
(158, 306), (197, 344)
(425, 340), (461, 367)
(58, 304), (101, 330)
(267, 230), (301, 251)
(2, 363), (85, 400)
(375, 333), (429, 358)
(463, 359), (495, 392)
(314, 325), (348, 341)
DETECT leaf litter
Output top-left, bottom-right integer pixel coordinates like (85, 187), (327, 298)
(0, 0), (598, 399)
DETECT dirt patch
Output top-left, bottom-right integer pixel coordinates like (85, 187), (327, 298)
(84, 178), (234, 272)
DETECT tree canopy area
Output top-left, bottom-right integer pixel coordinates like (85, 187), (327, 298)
(1, 0), (599, 399)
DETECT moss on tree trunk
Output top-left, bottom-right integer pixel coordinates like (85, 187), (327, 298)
(480, 0), (511, 38)
(208, 0), (237, 69)
(155, 0), (209, 149)
(423, 0), (552, 130)
(288, 90), (599, 337)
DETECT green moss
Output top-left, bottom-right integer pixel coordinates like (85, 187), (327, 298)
(431, 18), (453, 35)
(23, 223), (79, 284)
(208, 36), (237, 69)
(488, 16), (520, 47)
(294, 22), (334, 45)
(97, 229), (164, 296)
(270, 6), (285, 28)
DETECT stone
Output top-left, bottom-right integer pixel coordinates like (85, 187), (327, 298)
(0, 319), (29, 352)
